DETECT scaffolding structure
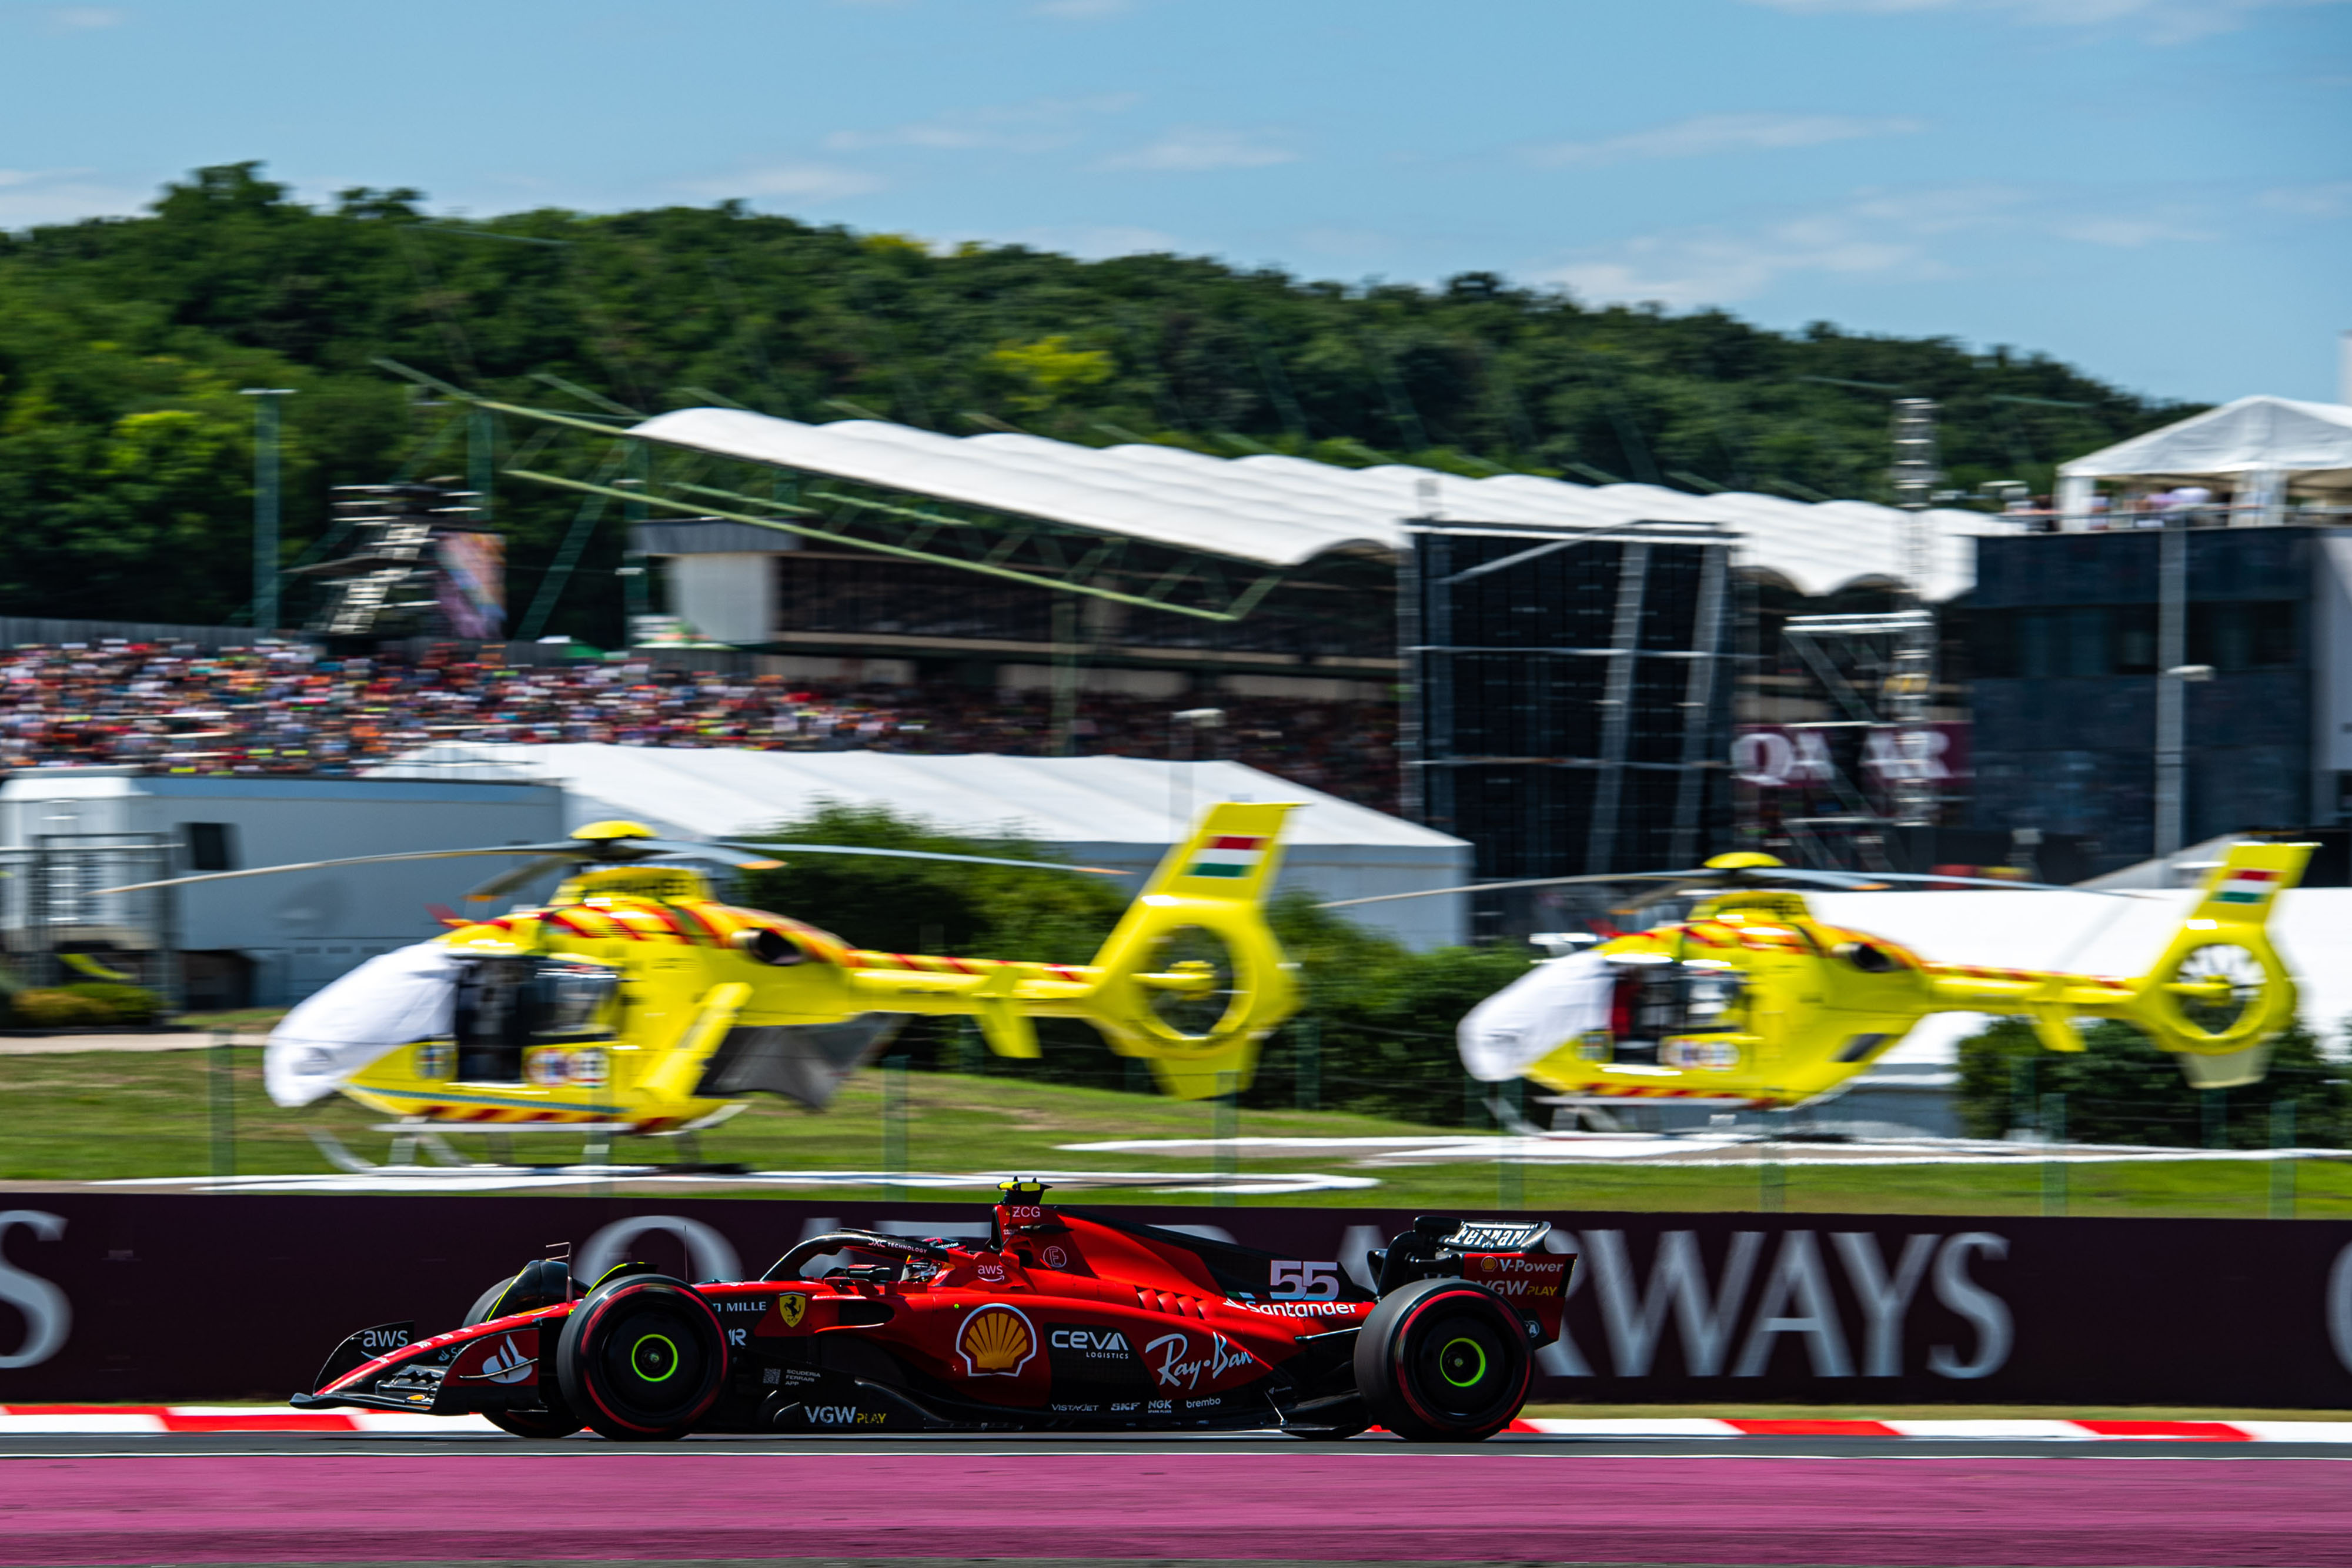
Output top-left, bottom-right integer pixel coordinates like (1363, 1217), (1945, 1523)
(1402, 519), (1735, 937)
(1733, 399), (1955, 873)
(0, 832), (180, 1001)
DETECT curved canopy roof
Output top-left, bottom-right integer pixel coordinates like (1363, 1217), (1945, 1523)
(2058, 396), (2352, 493)
(630, 407), (2003, 600)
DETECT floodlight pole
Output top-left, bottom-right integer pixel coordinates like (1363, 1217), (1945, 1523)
(240, 389), (296, 631)
(2154, 520), (2189, 860)
(1887, 399), (1940, 833)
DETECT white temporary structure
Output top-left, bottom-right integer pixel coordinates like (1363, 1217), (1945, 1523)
(2056, 395), (2352, 519)
(375, 744), (1474, 948)
(628, 408), (2002, 602)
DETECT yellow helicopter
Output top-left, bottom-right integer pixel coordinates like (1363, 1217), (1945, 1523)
(1378, 841), (2312, 1111)
(100, 804), (1299, 1155)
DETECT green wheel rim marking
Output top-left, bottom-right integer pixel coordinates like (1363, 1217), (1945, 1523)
(1438, 1335), (1488, 1388)
(630, 1332), (680, 1382)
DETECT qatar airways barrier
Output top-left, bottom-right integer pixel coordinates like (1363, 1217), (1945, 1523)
(5, 1196), (2352, 1404)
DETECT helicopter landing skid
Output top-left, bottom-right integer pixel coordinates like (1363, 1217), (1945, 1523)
(306, 1124), (749, 1176)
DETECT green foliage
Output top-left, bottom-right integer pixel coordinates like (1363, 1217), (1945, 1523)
(57, 982), (163, 1025)
(726, 804), (1526, 1119)
(0, 161), (2196, 639)
(9, 989), (113, 1028)
(733, 800), (1127, 965)
(1956, 1018), (2350, 1147)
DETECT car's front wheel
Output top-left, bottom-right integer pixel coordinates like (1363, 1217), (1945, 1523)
(1353, 1277), (1532, 1442)
(555, 1274), (727, 1442)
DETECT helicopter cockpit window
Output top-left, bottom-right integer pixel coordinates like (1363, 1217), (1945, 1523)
(1603, 959), (1745, 1065)
(454, 959), (619, 1082)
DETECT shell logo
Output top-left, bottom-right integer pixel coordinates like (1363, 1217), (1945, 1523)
(956, 1304), (1036, 1377)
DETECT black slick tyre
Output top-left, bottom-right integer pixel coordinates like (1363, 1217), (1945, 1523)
(555, 1274), (726, 1442)
(1353, 1276), (1532, 1442)
(466, 1273), (586, 1439)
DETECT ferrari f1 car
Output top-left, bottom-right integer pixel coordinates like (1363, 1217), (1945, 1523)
(293, 1183), (1571, 1442)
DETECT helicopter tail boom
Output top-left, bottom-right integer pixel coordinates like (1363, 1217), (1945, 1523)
(1920, 841), (2309, 1084)
(836, 803), (1302, 1099)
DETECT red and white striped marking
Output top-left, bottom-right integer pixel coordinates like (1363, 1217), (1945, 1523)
(4, 1407), (2350, 1441)
(0, 1406), (495, 1434)
(1516, 1416), (2352, 1442)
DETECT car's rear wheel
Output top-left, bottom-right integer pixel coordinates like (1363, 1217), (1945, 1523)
(556, 1274), (726, 1442)
(1353, 1277), (1532, 1442)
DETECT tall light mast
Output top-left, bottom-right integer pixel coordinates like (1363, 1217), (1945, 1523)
(1887, 397), (1941, 830)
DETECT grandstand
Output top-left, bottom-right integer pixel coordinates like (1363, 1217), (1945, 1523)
(617, 407), (2001, 697)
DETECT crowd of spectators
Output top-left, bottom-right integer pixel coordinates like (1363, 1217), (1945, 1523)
(0, 640), (1402, 811)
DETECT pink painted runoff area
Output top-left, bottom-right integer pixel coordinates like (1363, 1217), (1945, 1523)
(4, 1453), (2352, 1566)
(8, 1406), (2352, 1440)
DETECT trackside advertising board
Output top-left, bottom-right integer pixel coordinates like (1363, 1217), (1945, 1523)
(2, 1196), (2351, 1405)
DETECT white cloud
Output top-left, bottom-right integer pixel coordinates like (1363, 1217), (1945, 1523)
(44, 6), (123, 29)
(824, 93), (1138, 153)
(1536, 183), (2212, 307)
(1740, 0), (2348, 44)
(1095, 127), (1296, 172)
(979, 223), (1181, 258)
(686, 161), (883, 202)
(0, 167), (147, 226)
(1528, 112), (1923, 168)
(1033, 0), (1135, 15)
(2260, 181), (2352, 218)
(2052, 214), (2215, 245)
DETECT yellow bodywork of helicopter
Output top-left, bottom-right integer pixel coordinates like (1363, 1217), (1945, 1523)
(291, 803), (1301, 1134)
(1514, 841), (2310, 1109)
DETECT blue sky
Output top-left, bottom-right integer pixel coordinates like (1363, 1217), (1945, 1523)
(3, 0), (2346, 404)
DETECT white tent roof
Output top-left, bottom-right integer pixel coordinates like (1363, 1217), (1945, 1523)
(2059, 396), (2352, 490)
(374, 744), (1452, 850)
(629, 407), (2001, 601)
(370, 745), (1474, 948)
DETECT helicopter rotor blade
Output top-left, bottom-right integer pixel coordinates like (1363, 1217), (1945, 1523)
(1318, 870), (1720, 910)
(90, 844), (593, 897)
(463, 855), (592, 905)
(715, 841), (1129, 877)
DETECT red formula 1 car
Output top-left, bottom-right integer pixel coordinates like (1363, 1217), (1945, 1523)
(294, 1184), (1571, 1442)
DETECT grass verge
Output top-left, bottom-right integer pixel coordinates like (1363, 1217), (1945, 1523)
(5, 1048), (2351, 1218)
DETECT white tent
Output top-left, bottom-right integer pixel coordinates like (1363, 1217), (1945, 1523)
(2056, 395), (2352, 517)
(628, 408), (2001, 602)
(373, 744), (1474, 948)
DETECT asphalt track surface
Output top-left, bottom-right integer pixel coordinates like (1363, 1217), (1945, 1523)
(4, 1432), (2350, 1567)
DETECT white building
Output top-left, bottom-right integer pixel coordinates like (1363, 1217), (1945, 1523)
(376, 744), (1474, 949)
(0, 771), (563, 1007)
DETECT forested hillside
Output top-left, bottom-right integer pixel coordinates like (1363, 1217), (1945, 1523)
(0, 162), (2196, 640)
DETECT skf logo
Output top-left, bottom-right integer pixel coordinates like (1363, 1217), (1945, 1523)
(774, 1292), (808, 1328)
(957, 1304), (1036, 1377)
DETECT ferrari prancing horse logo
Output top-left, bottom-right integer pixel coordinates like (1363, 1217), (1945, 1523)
(775, 1292), (808, 1328)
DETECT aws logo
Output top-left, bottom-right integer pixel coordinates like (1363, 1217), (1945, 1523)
(957, 1304), (1036, 1377)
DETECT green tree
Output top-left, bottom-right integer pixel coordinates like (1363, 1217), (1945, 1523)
(0, 160), (2196, 640)
(1956, 1018), (2348, 1147)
